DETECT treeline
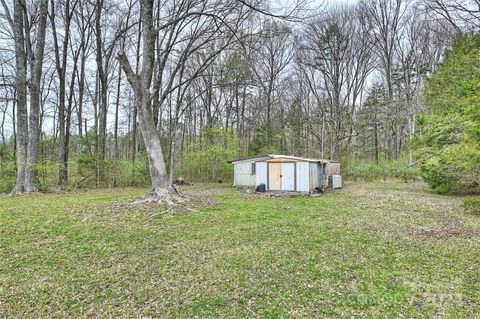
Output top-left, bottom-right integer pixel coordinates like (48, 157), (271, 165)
(0, 0), (477, 193)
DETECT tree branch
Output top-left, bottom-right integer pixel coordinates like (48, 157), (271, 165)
(117, 50), (140, 89)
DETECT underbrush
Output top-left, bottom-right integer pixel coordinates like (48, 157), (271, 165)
(0, 147), (15, 193)
(342, 158), (421, 182)
(0, 157), (151, 193)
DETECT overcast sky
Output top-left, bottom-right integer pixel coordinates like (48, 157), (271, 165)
(275, 0), (359, 15)
(323, 0), (358, 4)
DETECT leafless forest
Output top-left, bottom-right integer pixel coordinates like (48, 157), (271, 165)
(0, 0), (476, 196)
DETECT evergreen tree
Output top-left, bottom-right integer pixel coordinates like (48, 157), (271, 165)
(414, 35), (480, 194)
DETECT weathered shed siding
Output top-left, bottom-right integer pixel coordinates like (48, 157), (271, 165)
(316, 163), (323, 189)
(325, 162), (340, 176)
(308, 162), (318, 190)
(308, 162), (323, 190)
(233, 160), (256, 186)
(296, 162), (309, 192)
(255, 162), (267, 186)
(323, 162), (339, 188)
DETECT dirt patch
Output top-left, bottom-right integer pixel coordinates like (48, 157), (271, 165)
(186, 188), (229, 197)
(413, 215), (477, 239)
(251, 191), (314, 198)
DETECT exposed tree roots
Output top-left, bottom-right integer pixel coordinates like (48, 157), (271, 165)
(131, 184), (196, 215)
(9, 186), (39, 196)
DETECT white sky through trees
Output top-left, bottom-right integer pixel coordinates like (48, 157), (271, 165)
(277, 0), (358, 9)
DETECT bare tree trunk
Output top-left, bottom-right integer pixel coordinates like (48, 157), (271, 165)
(118, 0), (173, 199)
(374, 122), (379, 165)
(131, 98), (137, 164)
(131, 20), (142, 165)
(24, 0), (48, 192)
(11, 0), (28, 194)
(50, 0), (74, 186)
(12, 97), (16, 159)
(65, 53), (78, 184)
(408, 113), (415, 164)
(113, 62), (122, 187)
(169, 124), (176, 184)
(95, 0), (107, 185)
(77, 40), (87, 153)
(0, 103), (5, 145)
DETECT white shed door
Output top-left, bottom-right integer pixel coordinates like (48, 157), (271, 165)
(255, 162), (267, 186)
(281, 163), (295, 191)
(296, 162), (309, 192)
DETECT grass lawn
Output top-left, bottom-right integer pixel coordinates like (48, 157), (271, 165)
(0, 182), (479, 318)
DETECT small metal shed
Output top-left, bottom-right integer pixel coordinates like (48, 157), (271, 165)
(230, 155), (340, 192)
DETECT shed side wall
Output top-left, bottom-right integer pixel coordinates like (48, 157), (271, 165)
(233, 161), (256, 186)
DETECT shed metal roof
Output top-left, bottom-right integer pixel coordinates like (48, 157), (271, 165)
(229, 154), (335, 164)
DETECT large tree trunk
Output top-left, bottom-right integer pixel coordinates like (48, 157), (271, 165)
(18, 0), (48, 192)
(11, 0), (28, 194)
(136, 92), (170, 193)
(117, 0), (174, 199)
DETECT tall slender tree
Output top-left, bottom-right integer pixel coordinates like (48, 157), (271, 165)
(26, 0), (48, 191)
(10, 0), (28, 193)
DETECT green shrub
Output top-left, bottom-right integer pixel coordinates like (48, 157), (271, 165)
(463, 197), (480, 215)
(342, 157), (421, 182)
(0, 174), (15, 193)
(414, 35), (480, 195)
(114, 160), (150, 187)
(177, 128), (236, 183)
(419, 145), (480, 194)
(0, 147), (16, 193)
